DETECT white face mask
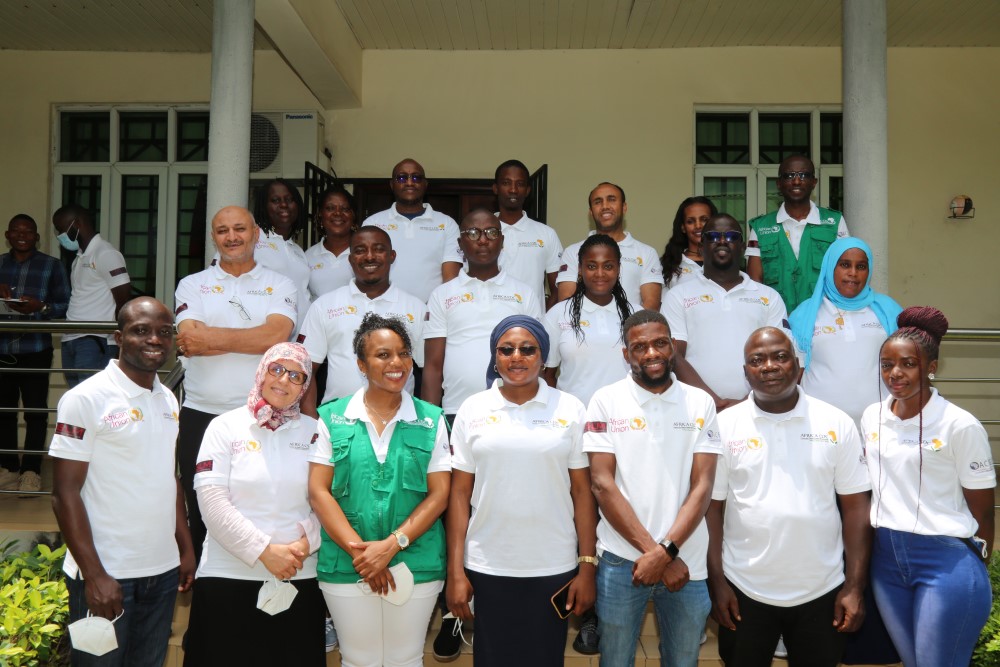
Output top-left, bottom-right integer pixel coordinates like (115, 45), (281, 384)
(68, 611), (122, 656)
(356, 562), (414, 606)
(57, 220), (80, 252)
(256, 578), (298, 615)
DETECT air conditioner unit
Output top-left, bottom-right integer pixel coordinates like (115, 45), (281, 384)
(249, 110), (325, 179)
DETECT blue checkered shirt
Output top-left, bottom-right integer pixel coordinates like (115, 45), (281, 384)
(0, 250), (70, 354)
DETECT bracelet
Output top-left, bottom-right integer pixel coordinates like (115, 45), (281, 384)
(577, 556), (599, 567)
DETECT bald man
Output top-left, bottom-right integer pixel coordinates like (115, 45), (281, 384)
(360, 158), (462, 303)
(173, 206), (297, 560)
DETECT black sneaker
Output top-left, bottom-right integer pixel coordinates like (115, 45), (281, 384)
(433, 617), (463, 662)
(572, 610), (599, 655)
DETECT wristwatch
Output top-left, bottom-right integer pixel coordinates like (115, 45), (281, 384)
(391, 529), (410, 550)
(659, 540), (680, 561)
(577, 556), (599, 567)
(39, 302), (51, 316)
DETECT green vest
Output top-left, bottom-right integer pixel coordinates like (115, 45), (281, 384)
(315, 396), (446, 584)
(748, 207), (843, 312)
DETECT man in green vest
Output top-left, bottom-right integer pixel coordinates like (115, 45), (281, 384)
(746, 155), (849, 312)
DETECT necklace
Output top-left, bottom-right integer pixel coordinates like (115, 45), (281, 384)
(684, 247), (702, 260)
(363, 393), (401, 427)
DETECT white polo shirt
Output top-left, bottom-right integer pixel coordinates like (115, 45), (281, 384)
(174, 263), (297, 415)
(304, 241), (353, 300)
(297, 282), (427, 401)
(557, 232), (662, 308)
(50, 360), (180, 580)
(543, 296), (629, 406)
(64, 234), (131, 344)
(496, 213), (563, 298)
(253, 231), (312, 329)
(746, 202), (849, 259)
(861, 390), (996, 538)
(425, 269), (543, 414)
(800, 300), (891, 425)
(193, 408), (319, 581)
(583, 375), (721, 579)
(662, 272), (787, 401)
(712, 390), (871, 607)
(362, 204), (461, 303)
(664, 255), (703, 290)
(452, 380), (588, 577)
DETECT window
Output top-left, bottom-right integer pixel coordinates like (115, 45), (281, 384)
(52, 106), (209, 309)
(694, 107), (844, 225)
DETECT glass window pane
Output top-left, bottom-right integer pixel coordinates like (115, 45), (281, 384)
(60, 112), (110, 162)
(61, 174), (103, 232)
(177, 112), (210, 162)
(828, 176), (844, 212)
(765, 177), (782, 213)
(696, 113), (750, 164)
(758, 113), (810, 164)
(175, 174), (208, 284)
(703, 177), (747, 228)
(120, 174), (160, 296)
(119, 112), (168, 162)
(821, 113), (844, 164)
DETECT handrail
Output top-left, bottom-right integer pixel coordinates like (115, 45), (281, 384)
(0, 320), (117, 334)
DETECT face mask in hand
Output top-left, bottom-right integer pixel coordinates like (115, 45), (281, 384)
(257, 578), (298, 615)
(68, 610), (122, 656)
(356, 562), (415, 606)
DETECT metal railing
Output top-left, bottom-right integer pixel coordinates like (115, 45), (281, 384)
(0, 320), (184, 497)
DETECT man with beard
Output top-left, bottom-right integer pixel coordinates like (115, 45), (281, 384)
(661, 214), (787, 411)
(297, 226), (427, 415)
(584, 309), (721, 667)
(706, 327), (870, 667)
(556, 183), (662, 310)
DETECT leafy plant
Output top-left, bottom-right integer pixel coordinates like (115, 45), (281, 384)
(0, 540), (70, 666)
(973, 552), (1000, 667)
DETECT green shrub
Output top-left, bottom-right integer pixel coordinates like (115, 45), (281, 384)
(0, 541), (70, 667)
(973, 551), (1000, 667)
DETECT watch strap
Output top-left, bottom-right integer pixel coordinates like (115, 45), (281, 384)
(660, 540), (680, 560)
(577, 556), (599, 567)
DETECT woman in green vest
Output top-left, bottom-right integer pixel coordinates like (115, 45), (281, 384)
(309, 312), (450, 666)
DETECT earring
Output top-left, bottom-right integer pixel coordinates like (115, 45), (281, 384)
(928, 372), (935, 380)
(493, 364), (498, 373)
(361, 372), (367, 379)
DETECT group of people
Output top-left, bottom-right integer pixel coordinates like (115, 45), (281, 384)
(0, 153), (990, 667)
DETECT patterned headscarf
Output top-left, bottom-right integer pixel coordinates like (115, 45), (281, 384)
(246, 342), (312, 430)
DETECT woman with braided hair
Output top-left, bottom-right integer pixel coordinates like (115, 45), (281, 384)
(861, 306), (995, 667)
(542, 234), (632, 406)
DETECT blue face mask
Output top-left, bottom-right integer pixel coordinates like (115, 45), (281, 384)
(57, 220), (80, 252)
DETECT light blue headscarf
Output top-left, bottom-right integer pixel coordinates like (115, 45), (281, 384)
(788, 237), (903, 368)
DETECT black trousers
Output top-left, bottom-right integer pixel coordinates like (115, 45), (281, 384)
(0, 348), (54, 474)
(717, 581), (846, 667)
(176, 406), (218, 563)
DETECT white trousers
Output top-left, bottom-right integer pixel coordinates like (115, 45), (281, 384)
(320, 580), (443, 667)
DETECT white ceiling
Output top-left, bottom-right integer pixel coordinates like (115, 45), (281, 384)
(1, 0), (997, 52)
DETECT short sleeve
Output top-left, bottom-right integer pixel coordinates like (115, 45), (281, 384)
(173, 276), (203, 324)
(566, 399), (589, 469)
(661, 291), (688, 342)
(837, 216), (850, 239)
(693, 401), (722, 455)
(582, 391), (615, 454)
(556, 243), (580, 285)
(745, 226), (761, 258)
(96, 246), (130, 289)
(424, 285), (448, 339)
(307, 419), (334, 467)
(426, 415), (452, 473)
(410, 301), (429, 367)
(449, 409), (475, 473)
(265, 275), (298, 325)
(764, 289), (789, 328)
(834, 420), (872, 495)
(639, 246), (662, 285)
(544, 229), (564, 274)
(954, 420), (997, 489)
(48, 392), (97, 462)
(298, 298), (330, 363)
(441, 217), (462, 265)
(711, 447), (730, 501)
(192, 416), (235, 489)
(524, 285), (544, 320)
(543, 304), (564, 368)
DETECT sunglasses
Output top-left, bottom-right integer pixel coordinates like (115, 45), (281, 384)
(496, 345), (539, 358)
(393, 173), (425, 184)
(703, 230), (744, 244)
(460, 227), (502, 241)
(779, 170), (815, 181)
(266, 362), (307, 386)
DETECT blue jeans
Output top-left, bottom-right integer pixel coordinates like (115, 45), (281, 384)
(62, 336), (118, 388)
(871, 527), (990, 667)
(595, 550), (710, 667)
(65, 567), (179, 667)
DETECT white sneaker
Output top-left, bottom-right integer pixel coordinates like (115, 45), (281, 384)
(0, 468), (18, 491)
(18, 471), (41, 494)
(774, 636), (788, 659)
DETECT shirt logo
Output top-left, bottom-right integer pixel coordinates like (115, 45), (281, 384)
(461, 293), (474, 302)
(584, 421), (607, 433)
(801, 432), (837, 445)
(630, 417), (647, 431)
(311, 262), (324, 270)
(673, 420), (704, 432)
(129, 408), (144, 422)
(55, 422), (85, 439)
(102, 410), (132, 428)
(326, 305), (358, 318)
(246, 287), (274, 296)
(231, 439), (262, 454)
(636, 257), (644, 267)
(970, 459), (994, 472)
(288, 441), (310, 450)
(195, 460), (213, 473)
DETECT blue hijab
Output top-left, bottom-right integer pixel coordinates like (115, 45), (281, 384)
(485, 315), (550, 388)
(788, 237), (902, 368)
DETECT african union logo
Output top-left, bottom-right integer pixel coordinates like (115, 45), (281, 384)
(630, 417), (647, 431)
(552, 418), (570, 429)
(405, 313), (415, 323)
(129, 408), (143, 422)
(537, 239), (545, 247)
(867, 432), (878, 442)
(212, 285), (224, 294)
(461, 293), (474, 302)
(700, 295), (713, 303)
(579, 320), (590, 328)
(822, 326), (837, 334)
(695, 418), (705, 431)
(346, 306), (358, 315)
(486, 415), (500, 425)
(636, 257), (644, 266)
(514, 293), (523, 303)
(387, 224), (398, 231)
(747, 438), (763, 450)
(247, 440), (261, 452)
(828, 431), (838, 444)
(438, 224), (445, 230)
(930, 438), (944, 451)
(760, 297), (770, 306)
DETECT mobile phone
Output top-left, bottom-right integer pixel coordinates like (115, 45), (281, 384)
(550, 580), (573, 619)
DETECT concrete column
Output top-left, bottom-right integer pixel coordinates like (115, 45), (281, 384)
(843, 0), (889, 290)
(206, 0), (255, 263)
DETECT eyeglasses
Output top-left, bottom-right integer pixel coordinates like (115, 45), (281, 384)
(267, 362), (307, 385)
(393, 173), (425, 184)
(496, 345), (539, 358)
(229, 296), (251, 321)
(779, 170), (815, 181)
(703, 230), (744, 244)
(321, 204), (354, 215)
(460, 227), (502, 241)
